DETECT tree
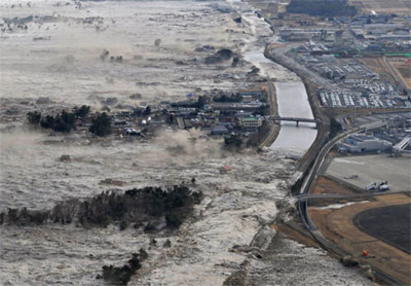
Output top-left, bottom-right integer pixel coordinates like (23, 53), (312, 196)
(27, 111), (42, 125)
(214, 93), (242, 103)
(40, 115), (56, 129)
(165, 212), (182, 229)
(38, 110), (76, 132)
(224, 135), (243, 150)
(256, 104), (270, 116)
(57, 110), (76, 132)
(231, 57), (239, 67)
(329, 118), (342, 139)
(73, 105), (90, 119)
(89, 112), (112, 136)
(197, 96), (207, 108)
(99, 251), (147, 285)
(143, 106), (151, 116)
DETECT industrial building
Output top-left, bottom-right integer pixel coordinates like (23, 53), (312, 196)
(338, 134), (392, 153)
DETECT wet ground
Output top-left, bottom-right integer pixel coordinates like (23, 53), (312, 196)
(250, 234), (372, 286)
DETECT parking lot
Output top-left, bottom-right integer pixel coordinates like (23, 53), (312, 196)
(326, 154), (411, 192)
(319, 90), (405, 108)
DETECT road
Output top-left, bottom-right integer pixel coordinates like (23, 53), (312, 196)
(296, 190), (410, 201)
(259, 81), (279, 148)
(295, 119), (404, 285)
(268, 44), (332, 89)
(385, 56), (409, 92)
(298, 120), (388, 229)
(271, 116), (322, 124)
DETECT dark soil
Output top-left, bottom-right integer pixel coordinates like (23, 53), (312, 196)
(353, 203), (411, 254)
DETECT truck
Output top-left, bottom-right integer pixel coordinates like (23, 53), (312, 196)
(366, 182), (377, 191)
(378, 181), (389, 192)
(366, 181), (389, 192)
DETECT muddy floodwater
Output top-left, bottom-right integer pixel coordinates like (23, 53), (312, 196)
(0, 0), (371, 285)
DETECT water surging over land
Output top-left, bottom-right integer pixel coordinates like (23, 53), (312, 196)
(0, 1), (370, 285)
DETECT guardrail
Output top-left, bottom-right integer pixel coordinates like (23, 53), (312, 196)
(298, 121), (387, 229)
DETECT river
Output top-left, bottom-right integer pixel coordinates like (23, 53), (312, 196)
(270, 82), (318, 156)
(239, 8), (317, 156)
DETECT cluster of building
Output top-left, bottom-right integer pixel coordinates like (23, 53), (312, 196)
(173, 90), (267, 137)
(279, 27), (339, 42)
(370, 114), (411, 154)
(351, 17), (411, 43)
(339, 112), (411, 154)
(289, 38), (411, 109)
(277, 10), (411, 110)
(281, 12), (411, 52)
(109, 89), (269, 141)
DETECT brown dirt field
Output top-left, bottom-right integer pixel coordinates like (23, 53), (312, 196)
(391, 62), (411, 90)
(311, 175), (357, 196)
(309, 193), (411, 285)
(359, 58), (397, 83)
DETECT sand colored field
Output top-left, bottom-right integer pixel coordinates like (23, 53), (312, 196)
(309, 193), (411, 285)
(391, 61), (411, 90)
(359, 58), (397, 83)
(311, 175), (357, 196)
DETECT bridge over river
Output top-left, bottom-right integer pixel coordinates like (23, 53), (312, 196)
(271, 116), (322, 127)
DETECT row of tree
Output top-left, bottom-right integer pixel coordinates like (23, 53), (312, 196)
(213, 93), (242, 103)
(0, 185), (202, 231)
(27, 106), (112, 137)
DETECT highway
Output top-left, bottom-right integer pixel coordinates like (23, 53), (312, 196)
(298, 120), (388, 230)
(268, 44), (332, 89)
(295, 119), (403, 285)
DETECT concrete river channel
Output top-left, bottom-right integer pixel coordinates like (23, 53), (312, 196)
(270, 81), (318, 155)
(243, 50), (317, 156)
(240, 8), (317, 156)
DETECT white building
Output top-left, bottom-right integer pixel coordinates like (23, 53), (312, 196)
(338, 135), (392, 153)
(239, 117), (263, 129)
